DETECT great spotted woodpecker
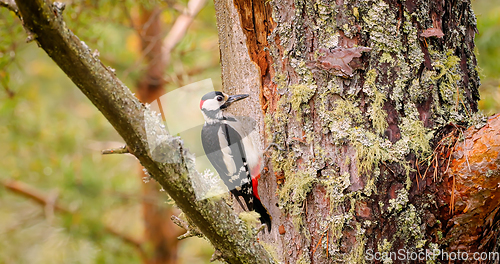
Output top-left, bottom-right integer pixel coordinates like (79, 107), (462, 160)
(200, 91), (271, 232)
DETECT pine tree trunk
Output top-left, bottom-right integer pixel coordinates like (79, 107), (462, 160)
(214, 0), (491, 263)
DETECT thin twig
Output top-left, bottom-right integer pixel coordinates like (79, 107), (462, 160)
(101, 145), (130, 155)
(444, 138), (458, 174)
(450, 172), (456, 214)
(463, 136), (471, 173)
(122, 0), (207, 81)
(415, 158), (420, 187)
(2, 180), (68, 213)
(171, 215), (203, 240)
(434, 153), (438, 182)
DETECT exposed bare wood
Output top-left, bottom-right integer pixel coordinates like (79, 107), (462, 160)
(439, 114), (500, 251)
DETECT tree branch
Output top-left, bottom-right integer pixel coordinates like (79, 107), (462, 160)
(171, 215), (204, 240)
(13, 1), (274, 263)
(161, 0), (207, 66)
(122, 0), (207, 81)
(3, 180), (67, 213)
(0, 0), (18, 15)
(101, 145), (130, 155)
(2, 179), (148, 261)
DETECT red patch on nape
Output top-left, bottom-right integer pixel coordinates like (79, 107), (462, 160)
(199, 100), (205, 109)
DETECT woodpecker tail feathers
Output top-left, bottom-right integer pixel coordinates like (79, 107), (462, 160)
(253, 198), (272, 232)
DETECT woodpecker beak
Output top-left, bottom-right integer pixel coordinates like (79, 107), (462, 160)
(220, 94), (249, 109)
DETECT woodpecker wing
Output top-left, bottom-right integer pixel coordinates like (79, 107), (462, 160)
(222, 117), (263, 178)
(201, 116), (271, 231)
(201, 121), (253, 200)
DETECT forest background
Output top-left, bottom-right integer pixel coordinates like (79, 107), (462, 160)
(0, 0), (499, 263)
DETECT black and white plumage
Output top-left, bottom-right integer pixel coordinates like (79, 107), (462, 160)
(200, 91), (271, 232)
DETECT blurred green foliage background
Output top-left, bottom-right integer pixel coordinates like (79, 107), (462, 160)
(0, 0), (221, 263)
(474, 0), (500, 114)
(0, 0), (499, 263)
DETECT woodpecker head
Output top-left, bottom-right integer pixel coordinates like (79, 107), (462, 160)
(199, 91), (249, 121)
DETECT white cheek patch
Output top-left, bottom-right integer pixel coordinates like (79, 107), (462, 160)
(203, 99), (221, 111)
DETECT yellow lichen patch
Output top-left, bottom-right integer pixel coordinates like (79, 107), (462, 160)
(260, 241), (280, 263)
(399, 117), (433, 157)
(324, 171), (351, 211)
(352, 131), (394, 174)
(290, 83), (316, 113)
(370, 89), (388, 135)
(278, 168), (316, 231)
(238, 211), (261, 231)
(431, 49), (462, 105)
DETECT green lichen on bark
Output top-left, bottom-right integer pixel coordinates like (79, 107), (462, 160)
(265, 0), (479, 262)
(429, 49), (468, 122)
(260, 242), (280, 263)
(290, 83), (316, 115)
(238, 211), (262, 233)
(323, 171), (351, 211)
(377, 239), (394, 264)
(313, 2), (339, 48)
(370, 90), (388, 135)
(387, 188), (409, 213)
(297, 251), (312, 264)
(396, 204), (426, 247)
(362, 1), (400, 53)
(346, 222), (367, 263)
(363, 69), (388, 135)
(278, 166), (316, 232)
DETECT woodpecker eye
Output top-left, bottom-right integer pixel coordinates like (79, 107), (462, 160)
(216, 96), (223, 102)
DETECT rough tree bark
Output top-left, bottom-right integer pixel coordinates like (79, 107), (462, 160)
(215, 0), (500, 263)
